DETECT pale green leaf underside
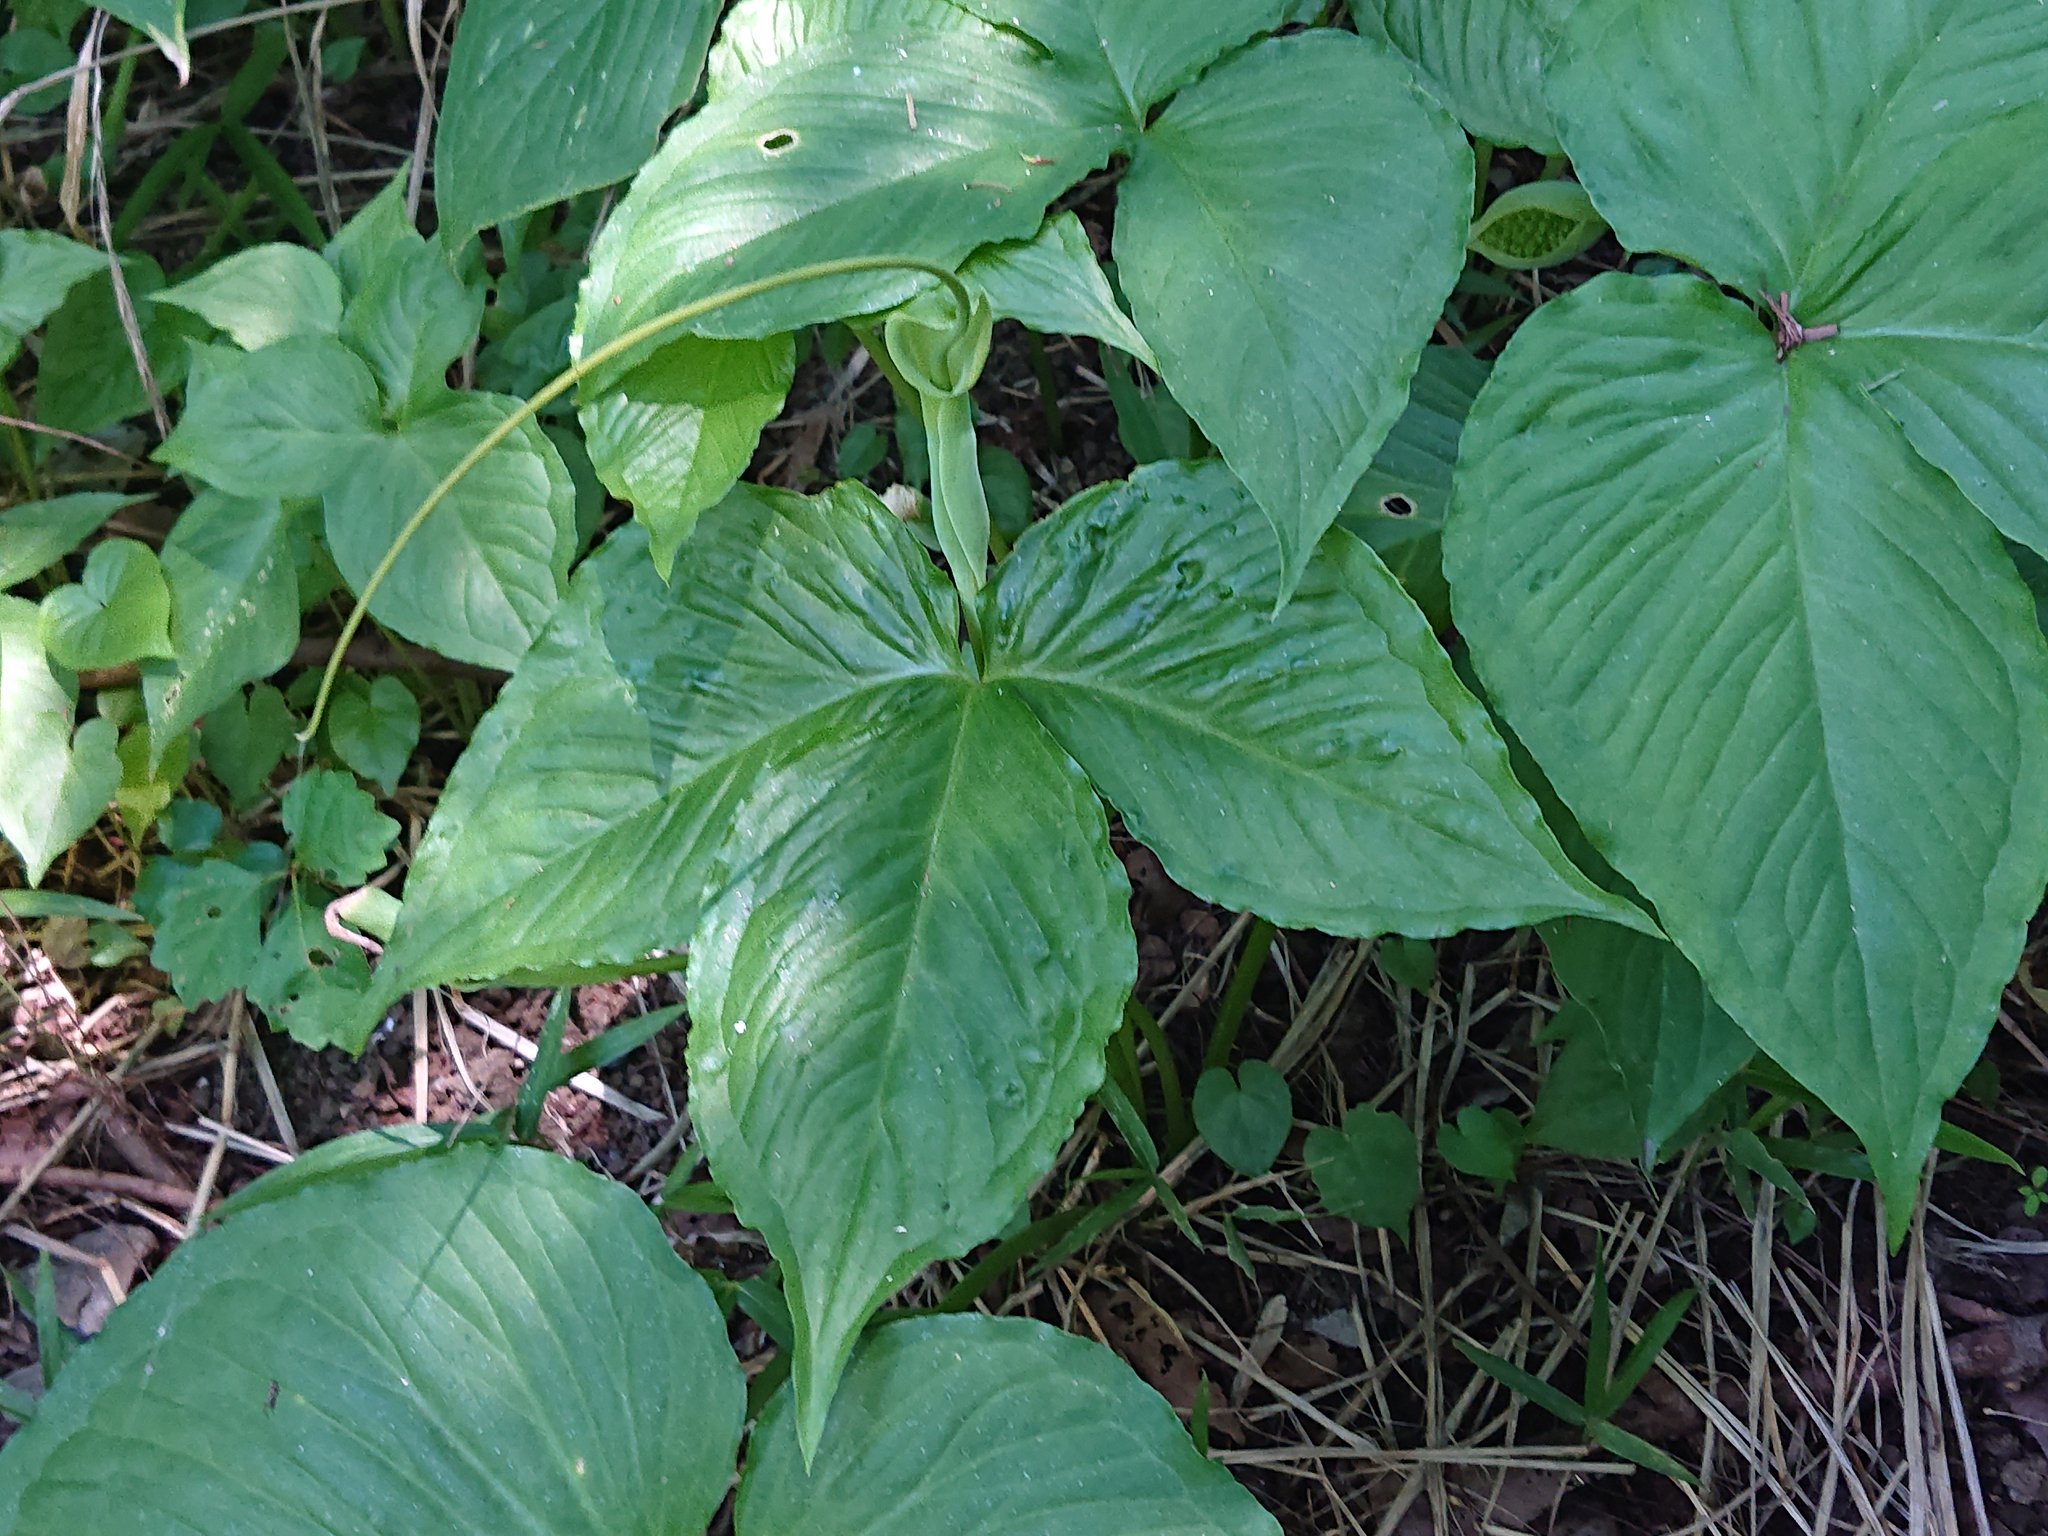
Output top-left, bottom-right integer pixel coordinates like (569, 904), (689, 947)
(706, 0), (991, 97)
(578, 29), (1124, 358)
(1115, 32), (1471, 593)
(322, 394), (574, 671)
(738, 1316), (1280, 1536)
(154, 244), (342, 351)
(985, 460), (1636, 938)
(1446, 275), (2048, 1205)
(1541, 918), (1752, 1159)
(142, 494), (300, 764)
(950, 0), (1304, 123)
(0, 1143), (745, 1536)
(1354, 0), (1573, 150)
(963, 211), (1154, 365)
(435, 0), (720, 237)
(0, 598), (118, 886)
(580, 332), (797, 577)
(689, 682), (1133, 1455)
(369, 483), (964, 1014)
(1554, 0), (2048, 302)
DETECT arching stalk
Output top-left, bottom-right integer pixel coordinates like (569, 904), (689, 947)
(301, 254), (977, 739)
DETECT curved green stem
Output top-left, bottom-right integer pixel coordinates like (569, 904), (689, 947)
(300, 254), (976, 741)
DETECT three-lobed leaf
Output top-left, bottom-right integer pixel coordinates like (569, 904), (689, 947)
(1447, 275), (2048, 1220)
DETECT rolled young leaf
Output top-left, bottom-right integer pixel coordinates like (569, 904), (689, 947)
(364, 482), (968, 1017)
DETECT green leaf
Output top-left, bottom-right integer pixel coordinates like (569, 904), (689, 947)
(369, 484), (966, 1011)
(0, 230), (104, 365)
(321, 393), (574, 670)
(948, 0), (1304, 124)
(1810, 105), (2048, 557)
(160, 797), (221, 853)
(1193, 1061), (1292, 1177)
(322, 170), (412, 302)
(984, 461), (1641, 938)
(1445, 275), (2048, 1222)
(281, 768), (399, 885)
(1588, 1420), (1697, 1484)
(96, 0), (188, 80)
(1541, 918), (1752, 1163)
(1336, 347), (1488, 633)
(199, 683), (296, 807)
(736, 1315), (1280, 1535)
(1468, 180), (1606, 271)
(154, 244), (344, 350)
(34, 260), (198, 436)
(1304, 1107), (1420, 1237)
(1354, 0), (1572, 150)
(689, 682), (1134, 1456)
(39, 538), (175, 670)
(1454, 1340), (1586, 1426)
(1551, 0), (2048, 304)
(1438, 1106), (1524, 1186)
(246, 896), (380, 1051)
(326, 674), (419, 795)
(580, 332), (797, 577)
(435, 0), (720, 238)
(1531, 1043), (1654, 1160)
(156, 338), (380, 500)
(963, 210), (1153, 364)
(0, 494), (144, 591)
(1114, 31), (1471, 595)
(705, 0), (990, 98)
(115, 723), (187, 839)
(0, 598), (119, 884)
(338, 233), (485, 417)
(0, 1143), (746, 1536)
(577, 28), (1124, 360)
(142, 494), (300, 764)
(1377, 935), (1438, 993)
(132, 846), (285, 1005)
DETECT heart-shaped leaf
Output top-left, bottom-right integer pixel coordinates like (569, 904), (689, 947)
(1304, 1108), (1420, 1237)
(326, 674), (420, 795)
(39, 538), (176, 671)
(281, 769), (400, 886)
(1193, 1061), (1293, 1176)
(0, 598), (120, 884)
